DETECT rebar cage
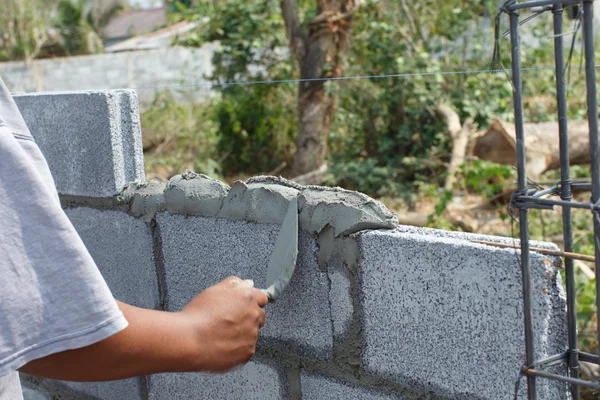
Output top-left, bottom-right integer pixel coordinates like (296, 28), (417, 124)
(498, 0), (599, 398)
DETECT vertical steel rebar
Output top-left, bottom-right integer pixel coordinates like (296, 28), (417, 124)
(509, 10), (537, 400)
(582, 0), (600, 359)
(553, 4), (580, 398)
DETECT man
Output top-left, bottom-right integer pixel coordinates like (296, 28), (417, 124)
(0, 77), (268, 399)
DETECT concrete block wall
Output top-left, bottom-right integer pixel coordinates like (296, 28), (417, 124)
(2, 46), (217, 106)
(15, 91), (569, 399)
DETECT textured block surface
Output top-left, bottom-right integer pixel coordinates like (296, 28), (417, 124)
(23, 375), (143, 400)
(156, 213), (334, 358)
(65, 207), (158, 309)
(14, 90), (145, 197)
(301, 372), (405, 400)
(394, 225), (562, 250)
(57, 379), (143, 400)
(358, 229), (567, 399)
(148, 361), (287, 400)
(21, 386), (52, 400)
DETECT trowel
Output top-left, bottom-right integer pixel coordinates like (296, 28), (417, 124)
(262, 197), (299, 302)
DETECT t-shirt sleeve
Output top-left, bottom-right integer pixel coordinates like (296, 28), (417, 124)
(0, 125), (128, 376)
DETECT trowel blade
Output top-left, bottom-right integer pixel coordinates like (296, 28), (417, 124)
(264, 197), (298, 302)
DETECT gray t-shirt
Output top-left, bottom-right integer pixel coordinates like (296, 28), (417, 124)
(0, 78), (128, 399)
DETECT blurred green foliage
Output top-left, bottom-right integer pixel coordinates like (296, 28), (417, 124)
(0, 0), (124, 61)
(167, 0), (596, 196)
(141, 91), (222, 179)
(0, 0), (59, 61)
(56, 0), (105, 56)
(179, 0), (296, 175)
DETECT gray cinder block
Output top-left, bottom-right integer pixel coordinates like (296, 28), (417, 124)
(47, 207), (152, 400)
(21, 386), (52, 400)
(394, 225), (561, 250)
(14, 90), (145, 197)
(56, 379), (143, 400)
(147, 361), (287, 400)
(21, 374), (143, 400)
(19, 379), (54, 400)
(65, 207), (158, 309)
(357, 230), (568, 399)
(156, 213), (334, 359)
(301, 372), (405, 400)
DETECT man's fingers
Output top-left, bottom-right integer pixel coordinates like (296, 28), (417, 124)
(223, 277), (255, 289)
(220, 277), (268, 306)
(257, 308), (266, 328)
(238, 279), (254, 289)
(224, 276), (242, 288)
(252, 288), (269, 307)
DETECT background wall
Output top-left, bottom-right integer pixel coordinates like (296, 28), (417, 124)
(1, 46), (217, 106)
(14, 90), (568, 399)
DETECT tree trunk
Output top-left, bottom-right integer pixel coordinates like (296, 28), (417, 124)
(281, 0), (357, 182)
(473, 119), (592, 179)
(294, 60), (336, 178)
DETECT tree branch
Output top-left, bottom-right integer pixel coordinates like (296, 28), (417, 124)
(280, 0), (307, 62)
(399, 0), (425, 47)
(307, 4), (362, 25)
(436, 104), (474, 190)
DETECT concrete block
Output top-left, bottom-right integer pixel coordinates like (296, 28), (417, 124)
(394, 225), (561, 251)
(21, 385), (52, 400)
(357, 230), (568, 399)
(65, 207), (158, 309)
(14, 90), (145, 197)
(301, 372), (405, 400)
(148, 361), (287, 400)
(56, 379), (143, 400)
(21, 374), (142, 400)
(19, 375), (49, 400)
(156, 213), (333, 358)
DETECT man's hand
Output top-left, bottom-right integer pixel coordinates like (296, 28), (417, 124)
(19, 276), (268, 381)
(182, 276), (268, 372)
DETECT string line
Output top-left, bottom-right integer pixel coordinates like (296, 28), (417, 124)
(128, 64), (599, 91)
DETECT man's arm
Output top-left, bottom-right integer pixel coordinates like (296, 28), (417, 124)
(19, 277), (268, 381)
